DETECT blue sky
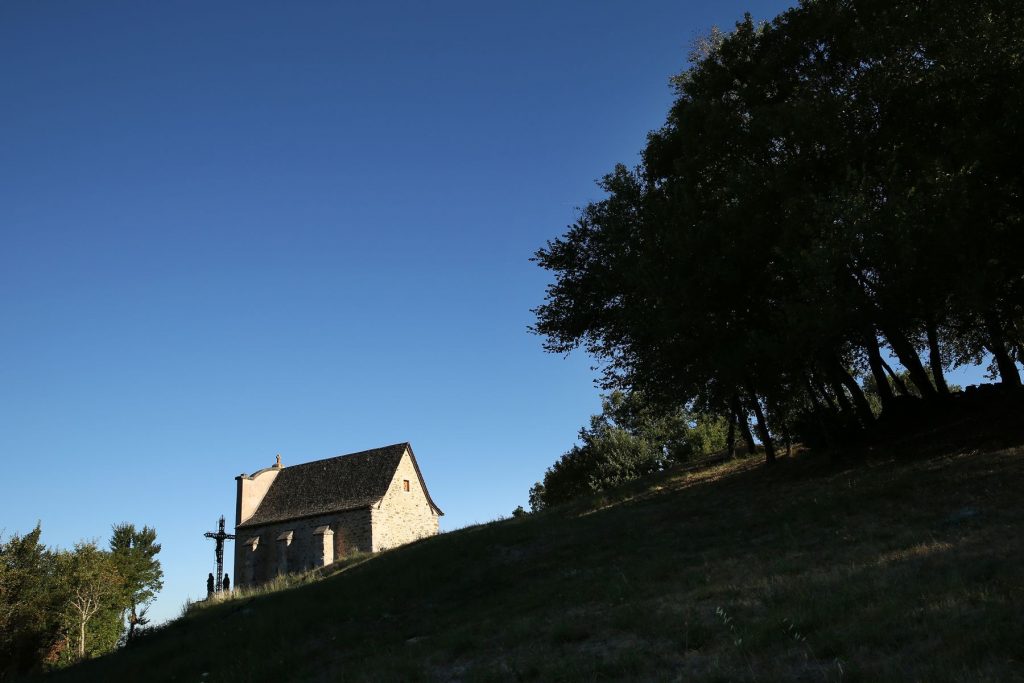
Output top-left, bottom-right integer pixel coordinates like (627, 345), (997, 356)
(0, 0), (993, 624)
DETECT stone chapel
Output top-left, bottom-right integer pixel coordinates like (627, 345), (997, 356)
(233, 442), (443, 588)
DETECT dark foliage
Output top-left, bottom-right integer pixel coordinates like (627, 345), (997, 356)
(530, 391), (726, 509)
(0, 526), (64, 679)
(533, 0), (1024, 462)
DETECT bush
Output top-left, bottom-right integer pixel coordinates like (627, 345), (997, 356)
(530, 391), (728, 510)
(535, 428), (666, 508)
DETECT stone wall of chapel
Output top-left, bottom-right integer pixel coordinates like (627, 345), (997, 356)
(371, 451), (440, 552)
(233, 508), (372, 588)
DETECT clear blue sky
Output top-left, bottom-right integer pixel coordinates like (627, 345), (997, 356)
(0, 0), (991, 624)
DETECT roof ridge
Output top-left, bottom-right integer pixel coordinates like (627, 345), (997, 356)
(281, 442), (412, 470)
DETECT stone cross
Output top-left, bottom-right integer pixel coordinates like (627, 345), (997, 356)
(203, 515), (236, 593)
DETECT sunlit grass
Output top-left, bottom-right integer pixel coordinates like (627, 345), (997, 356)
(184, 551), (375, 613)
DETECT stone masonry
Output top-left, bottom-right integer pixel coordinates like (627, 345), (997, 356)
(236, 508), (373, 585)
(371, 451), (440, 550)
(233, 443), (442, 588)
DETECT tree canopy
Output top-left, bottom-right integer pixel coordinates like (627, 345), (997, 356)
(533, 0), (1024, 460)
(0, 523), (163, 676)
(110, 524), (164, 644)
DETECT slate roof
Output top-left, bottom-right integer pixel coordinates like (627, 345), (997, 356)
(237, 442), (443, 529)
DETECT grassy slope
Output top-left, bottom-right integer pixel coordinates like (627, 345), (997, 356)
(49, 436), (1024, 682)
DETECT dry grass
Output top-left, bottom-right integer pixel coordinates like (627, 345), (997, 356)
(187, 551), (375, 612)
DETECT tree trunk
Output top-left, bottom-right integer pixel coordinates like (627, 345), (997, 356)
(127, 608), (138, 642)
(726, 396), (738, 458)
(864, 331), (896, 408)
(880, 325), (937, 397)
(823, 357), (874, 424)
(738, 410), (757, 455)
(831, 379), (855, 413)
(746, 386), (776, 465)
(803, 381), (826, 413)
(817, 367), (853, 413)
(802, 372), (840, 449)
(879, 357), (911, 396)
(925, 318), (951, 395)
(79, 618), (86, 659)
(984, 311), (1022, 386)
(807, 375), (838, 414)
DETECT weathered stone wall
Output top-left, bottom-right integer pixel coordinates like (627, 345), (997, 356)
(371, 451), (440, 551)
(233, 508), (372, 587)
(232, 448), (442, 587)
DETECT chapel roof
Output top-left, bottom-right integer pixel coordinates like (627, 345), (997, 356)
(237, 442), (443, 528)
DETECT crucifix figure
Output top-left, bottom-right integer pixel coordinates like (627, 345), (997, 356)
(204, 515), (235, 593)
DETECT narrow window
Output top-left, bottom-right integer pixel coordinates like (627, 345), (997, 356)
(403, 479), (410, 492)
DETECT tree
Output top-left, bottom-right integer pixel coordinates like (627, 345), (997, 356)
(531, 391), (727, 508)
(109, 524), (163, 644)
(528, 482), (546, 513)
(56, 543), (123, 661)
(0, 523), (160, 673)
(863, 368), (962, 416)
(539, 428), (663, 507)
(533, 0), (1024, 456)
(0, 525), (65, 677)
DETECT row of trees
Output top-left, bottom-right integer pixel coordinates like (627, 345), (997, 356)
(0, 523), (163, 678)
(529, 391), (728, 510)
(533, 0), (1024, 461)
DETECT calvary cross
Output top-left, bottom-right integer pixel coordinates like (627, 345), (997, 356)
(204, 515), (235, 593)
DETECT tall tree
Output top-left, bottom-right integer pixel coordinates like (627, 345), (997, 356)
(56, 543), (123, 661)
(109, 524), (163, 644)
(0, 526), (65, 677)
(534, 0), (1024, 451)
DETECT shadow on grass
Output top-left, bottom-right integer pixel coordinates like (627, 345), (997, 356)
(40, 432), (1024, 683)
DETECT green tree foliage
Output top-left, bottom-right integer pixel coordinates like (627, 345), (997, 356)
(527, 482), (547, 513)
(537, 429), (662, 508)
(0, 525), (65, 678)
(531, 392), (726, 509)
(54, 543), (123, 662)
(0, 523), (163, 675)
(533, 0), (1024, 459)
(110, 524), (164, 644)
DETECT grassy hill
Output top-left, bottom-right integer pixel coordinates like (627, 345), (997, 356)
(46, 428), (1024, 682)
